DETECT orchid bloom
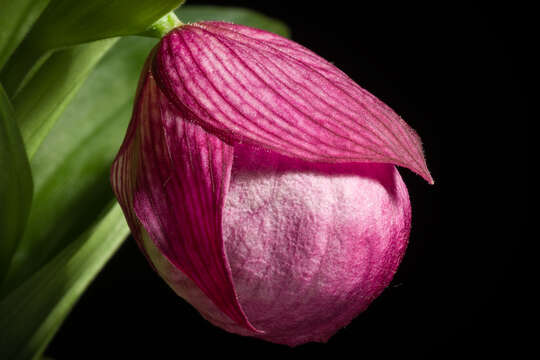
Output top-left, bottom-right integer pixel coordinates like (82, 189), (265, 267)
(111, 21), (432, 346)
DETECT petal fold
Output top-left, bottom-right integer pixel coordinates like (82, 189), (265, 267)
(111, 65), (257, 332)
(153, 21), (433, 184)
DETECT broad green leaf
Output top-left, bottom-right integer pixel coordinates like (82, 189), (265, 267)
(1, 0), (185, 97)
(27, 0), (185, 49)
(0, 85), (33, 286)
(177, 5), (291, 38)
(13, 39), (118, 158)
(1, 36), (158, 295)
(0, 203), (129, 360)
(0, 0), (50, 70)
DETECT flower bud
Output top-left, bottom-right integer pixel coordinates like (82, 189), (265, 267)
(111, 21), (431, 346)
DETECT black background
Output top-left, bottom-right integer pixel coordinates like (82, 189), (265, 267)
(47, 1), (527, 358)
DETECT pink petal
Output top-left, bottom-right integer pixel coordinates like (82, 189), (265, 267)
(153, 21), (433, 184)
(110, 66), (258, 333)
(221, 145), (411, 346)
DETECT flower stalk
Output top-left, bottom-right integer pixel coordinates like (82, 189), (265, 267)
(142, 12), (184, 38)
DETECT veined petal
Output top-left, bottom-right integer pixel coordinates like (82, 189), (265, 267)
(110, 65), (258, 332)
(153, 22), (433, 184)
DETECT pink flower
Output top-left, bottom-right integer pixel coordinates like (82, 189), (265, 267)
(111, 21), (432, 346)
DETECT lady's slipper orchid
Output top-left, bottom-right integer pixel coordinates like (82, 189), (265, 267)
(111, 21), (432, 346)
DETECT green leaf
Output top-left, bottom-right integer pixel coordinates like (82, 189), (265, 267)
(13, 38), (118, 158)
(0, 203), (129, 360)
(1, 0), (185, 97)
(177, 5), (291, 37)
(0, 84), (33, 286)
(0, 0), (51, 70)
(29, 0), (185, 49)
(1, 36), (158, 295)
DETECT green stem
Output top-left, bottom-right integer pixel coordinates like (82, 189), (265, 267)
(142, 11), (183, 38)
